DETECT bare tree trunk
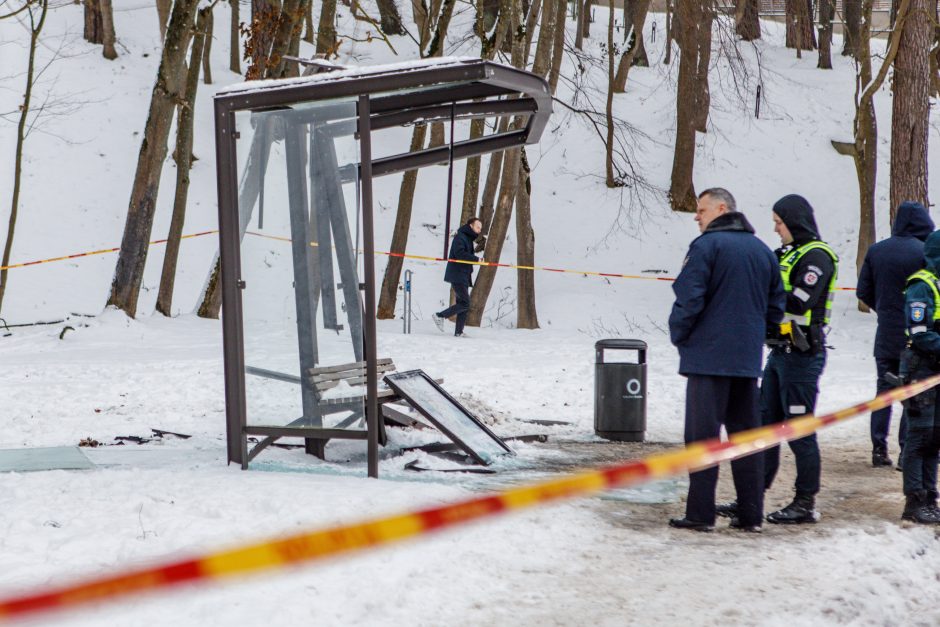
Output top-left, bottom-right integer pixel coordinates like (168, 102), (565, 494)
(467, 0), (525, 327)
(613, 0), (650, 92)
(247, 0), (280, 79)
(317, 0), (338, 54)
(157, 7), (209, 317)
(575, 0), (586, 49)
(285, 0), (307, 77)
(890, 0), (931, 213)
(693, 4), (712, 132)
(735, 0), (760, 40)
(303, 0), (315, 43)
(230, 0), (242, 73)
(157, 0), (172, 41)
(580, 0), (593, 39)
(843, 0), (862, 57)
(664, 0), (673, 64)
(606, 0), (616, 186)
(202, 7), (214, 83)
(0, 0), (48, 316)
(376, 0), (406, 34)
(547, 0), (566, 93)
(668, 0), (705, 213)
(515, 148), (538, 329)
(267, 0), (304, 78)
(108, 0), (200, 318)
(84, 0), (103, 43)
(99, 0), (117, 59)
(818, 0), (833, 69)
(479, 118), (509, 230)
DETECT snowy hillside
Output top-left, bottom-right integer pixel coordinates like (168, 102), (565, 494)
(2, 2), (940, 625)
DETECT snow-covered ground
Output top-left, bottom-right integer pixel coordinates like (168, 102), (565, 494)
(2, 2), (940, 625)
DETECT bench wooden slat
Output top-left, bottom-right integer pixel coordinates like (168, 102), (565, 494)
(311, 362), (397, 384)
(308, 358), (394, 376)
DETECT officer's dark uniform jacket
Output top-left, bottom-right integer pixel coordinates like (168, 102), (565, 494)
(904, 232), (940, 366)
(772, 195), (838, 352)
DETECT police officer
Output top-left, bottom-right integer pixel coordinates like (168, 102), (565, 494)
(761, 194), (837, 524)
(898, 230), (940, 524)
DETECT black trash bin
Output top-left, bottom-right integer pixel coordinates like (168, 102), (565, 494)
(594, 339), (647, 442)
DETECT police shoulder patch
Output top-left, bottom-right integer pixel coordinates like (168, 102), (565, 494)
(911, 306), (926, 322)
(803, 271), (819, 286)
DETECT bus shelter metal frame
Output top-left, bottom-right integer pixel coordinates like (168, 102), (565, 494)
(215, 59), (552, 478)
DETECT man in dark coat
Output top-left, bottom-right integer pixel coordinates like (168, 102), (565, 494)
(668, 188), (785, 533)
(433, 217), (482, 337)
(857, 201), (934, 467)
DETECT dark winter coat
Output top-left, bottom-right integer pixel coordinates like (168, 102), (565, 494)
(772, 194), (837, 327)
(669, 212), (786, 378)
(904, 231), (940, 357)
(444, 224), (479, 286)
(858, 201), (934, 359)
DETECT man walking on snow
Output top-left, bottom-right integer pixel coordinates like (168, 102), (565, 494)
(857, 201), (934, 468)
(668, 188), (785, 533)
(433, 217), (482, 338)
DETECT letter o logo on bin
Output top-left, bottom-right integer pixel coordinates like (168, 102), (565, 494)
(625, 378), (642, 396)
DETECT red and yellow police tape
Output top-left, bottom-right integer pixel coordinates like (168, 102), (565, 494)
(0, 373), (935, 622)
(0, 229), (859, 291)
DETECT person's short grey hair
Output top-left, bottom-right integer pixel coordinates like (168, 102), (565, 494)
(698, 188), (737, 213)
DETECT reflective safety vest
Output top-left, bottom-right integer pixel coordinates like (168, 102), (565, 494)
(905, 269), (940, 330)
(780, 241), (839, 326)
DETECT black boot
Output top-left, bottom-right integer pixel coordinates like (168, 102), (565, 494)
(901, 492), (940, 524)
(872, 447), (893, 467)
(728, 517), (762, 533)
(766, 494), (819, 525)
(716, 500), (738, 518)
(668, 517), (714, 532)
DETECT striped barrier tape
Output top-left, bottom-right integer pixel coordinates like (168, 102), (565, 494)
(0, 372), (936, 622)
(0, 228), (860, 291)
(0, 231), (219, 272)
(243, 231), (860, 291)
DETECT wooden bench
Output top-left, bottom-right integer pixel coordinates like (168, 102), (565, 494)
(244, 358), (440, 462)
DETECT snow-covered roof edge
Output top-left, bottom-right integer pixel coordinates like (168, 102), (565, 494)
(216, 56), (490, 97)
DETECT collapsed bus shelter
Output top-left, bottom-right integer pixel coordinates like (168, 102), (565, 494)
(214, 58), (551, 478)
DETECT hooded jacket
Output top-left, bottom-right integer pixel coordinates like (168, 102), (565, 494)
(772, 195), (837, 328)
(443, 224), (479, 286)
(669, 211), (785, 378)
(905, 230), (940, 356)
(858, 201), (934, 359)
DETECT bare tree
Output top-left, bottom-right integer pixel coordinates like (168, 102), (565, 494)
(832, 0), (911, 292)
(843, 0), (861, 57)
(786, 0), (815, 54)
(613, 0), (651, 92)
(376, 0), (406, 34)
(107, 0), (200, 317)
(230, 0), (241, 73)
(83, 0), (117, 59)
(668, 0), (711, 212)
(515, 148), (538, 329)
(202, 6), (214, 83)
(0, 0), (49, 316)
(818, 0), (834, 68)
(156, 7), (211, 317)
(889, 0), (931, 212)
(317, 0), (338, 54)
(157, 0), (172, 40)
(735, 0), (760, 40)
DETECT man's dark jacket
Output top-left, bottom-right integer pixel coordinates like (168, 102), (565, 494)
(857, 201), (934, 359)
(669, 212), (786, 378)
(444, 224), (479, 286)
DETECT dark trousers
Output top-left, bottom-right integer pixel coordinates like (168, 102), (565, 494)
(900, 350), (940, 496)
(684, 375), (764, 527)
(762, 348), (826, 497)
(437, 283), (470, 335)
(871, 357), (906, 452)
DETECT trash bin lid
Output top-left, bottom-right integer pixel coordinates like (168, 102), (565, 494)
(595, 339), (647, 351)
